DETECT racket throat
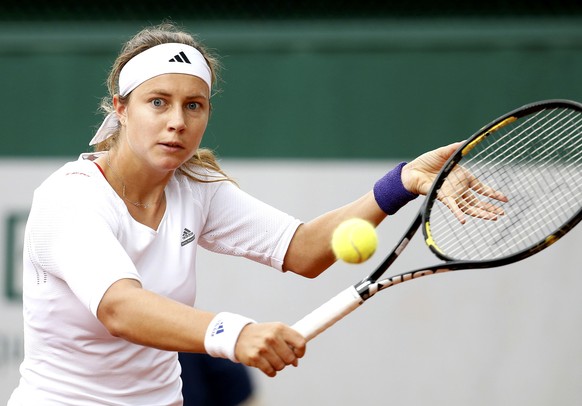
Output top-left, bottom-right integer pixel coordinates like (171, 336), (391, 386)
(356, 268), (452, 300)
(354, 280), (378, 300)
(356, 278), (399, 300)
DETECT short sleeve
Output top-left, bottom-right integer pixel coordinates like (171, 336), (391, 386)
(198, 181), (301, 271)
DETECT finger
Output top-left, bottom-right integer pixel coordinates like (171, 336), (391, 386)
(270, 336), (302, 368)
(263, 343), (291, 373)
(458, 196), (502, 221)
(472, 199), (505, 217)
(292, 344), (305, 360)
(462, 193), (505, 218)
(279, 326), (306, 368)
(469, 179), (509, 203)
(285, 330), (307, 359)
(440, 195), (466, 224)
(247, 347), (285, 377)
(448, 166), (509, 204)
(286, 343), (303, 367)
(441, 192), (501, 223)
(259, 359), (278, 378)
(259, 336), (302, 374)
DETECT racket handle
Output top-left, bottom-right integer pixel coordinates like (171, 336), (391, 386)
(292, 286), (363, 341)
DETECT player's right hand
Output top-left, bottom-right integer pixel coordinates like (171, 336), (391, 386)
(234, 322), (306, 377)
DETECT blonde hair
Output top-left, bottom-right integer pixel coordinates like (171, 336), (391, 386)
(95, 21), (233, 184)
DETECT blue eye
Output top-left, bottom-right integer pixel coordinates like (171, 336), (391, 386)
(151, 98), (164, 107)
(187, 102), (200, 110)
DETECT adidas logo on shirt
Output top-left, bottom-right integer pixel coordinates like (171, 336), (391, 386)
(169, 51), (191, 64)
(181, 228), (195, 246)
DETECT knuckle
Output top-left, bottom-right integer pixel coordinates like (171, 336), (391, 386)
(263, 334), (277, 346)
(248, 350), (264, 365)
(282, 354), (294, 364)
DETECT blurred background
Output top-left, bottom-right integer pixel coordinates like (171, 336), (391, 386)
(1, 2), (582, 405)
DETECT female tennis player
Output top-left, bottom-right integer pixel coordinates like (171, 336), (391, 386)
(7, 22), (500, 406)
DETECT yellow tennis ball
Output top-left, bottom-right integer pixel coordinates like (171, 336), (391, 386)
(331, 218), (378, 264)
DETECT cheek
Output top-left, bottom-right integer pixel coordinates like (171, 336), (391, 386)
(126, 108), (159, 135)
(189, 117), (209, 142)
(139, 110), (164, 130)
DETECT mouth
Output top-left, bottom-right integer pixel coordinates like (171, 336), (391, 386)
(159, 141), (185, 151)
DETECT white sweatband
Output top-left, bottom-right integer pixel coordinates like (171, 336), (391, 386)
(90, 43), (212, 146)
(204, 312), (256, 363)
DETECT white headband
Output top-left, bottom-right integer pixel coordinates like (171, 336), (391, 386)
(89, 43), (212, 146)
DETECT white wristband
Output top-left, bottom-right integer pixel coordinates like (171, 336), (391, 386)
(204, 312), (256, 362)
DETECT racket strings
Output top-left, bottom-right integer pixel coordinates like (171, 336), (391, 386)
(471, 111), (582, 255)
(428, 106), (582, 261)
(469, 108), (579, 178)
(456, 110), (582, 256)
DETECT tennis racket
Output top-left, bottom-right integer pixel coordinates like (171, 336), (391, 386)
(292, 99), (582, 341)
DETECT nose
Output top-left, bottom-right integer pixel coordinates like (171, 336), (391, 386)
(168, 107), (186, 132)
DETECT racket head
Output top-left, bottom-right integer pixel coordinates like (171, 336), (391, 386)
(421, 99), (582, 266)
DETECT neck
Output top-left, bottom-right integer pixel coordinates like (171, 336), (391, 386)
(105, 151), (166, 209)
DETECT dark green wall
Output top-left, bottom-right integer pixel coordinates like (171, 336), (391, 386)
(2, 19), (582, 159)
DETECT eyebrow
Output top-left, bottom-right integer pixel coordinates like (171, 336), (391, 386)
(147, 89), (209, 100)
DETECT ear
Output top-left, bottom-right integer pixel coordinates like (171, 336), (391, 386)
(113, 95), (127, 125)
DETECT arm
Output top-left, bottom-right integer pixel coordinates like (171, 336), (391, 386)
(35, 171), (304, 378)
(96, 142), (467, 376)
(97, 279), (213, 352)
(284, 142), (466, 278)
(97, 278), (306, 377)
(283, 191), (387, 278)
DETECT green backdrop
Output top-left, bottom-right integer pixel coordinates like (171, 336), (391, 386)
(2, 18), (582, 159)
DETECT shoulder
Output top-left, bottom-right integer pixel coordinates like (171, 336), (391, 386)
(175, 166), (237, 194)
(177, 164), (232, 183)
(171, 167), (239, 215)
(39, 155), (101, 191)
(34, 153), (120, 213)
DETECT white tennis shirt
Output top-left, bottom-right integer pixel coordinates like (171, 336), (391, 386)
(8, 153), (301, 406)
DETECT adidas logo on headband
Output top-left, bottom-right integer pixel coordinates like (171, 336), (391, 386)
(169, 51), (191, 64)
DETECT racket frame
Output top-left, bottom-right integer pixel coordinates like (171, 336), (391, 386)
(359, 99), (582, 300)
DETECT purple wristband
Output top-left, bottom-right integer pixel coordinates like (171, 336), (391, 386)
(373, 162), (418, 215)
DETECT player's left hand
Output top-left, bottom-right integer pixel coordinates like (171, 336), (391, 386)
(401, 141), (508, 223)
(401, 141), (463, 195)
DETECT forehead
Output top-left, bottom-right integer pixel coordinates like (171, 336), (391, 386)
(133, 73), (210, 97)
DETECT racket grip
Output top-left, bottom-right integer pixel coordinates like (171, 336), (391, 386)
(292, 286), (363, 341)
